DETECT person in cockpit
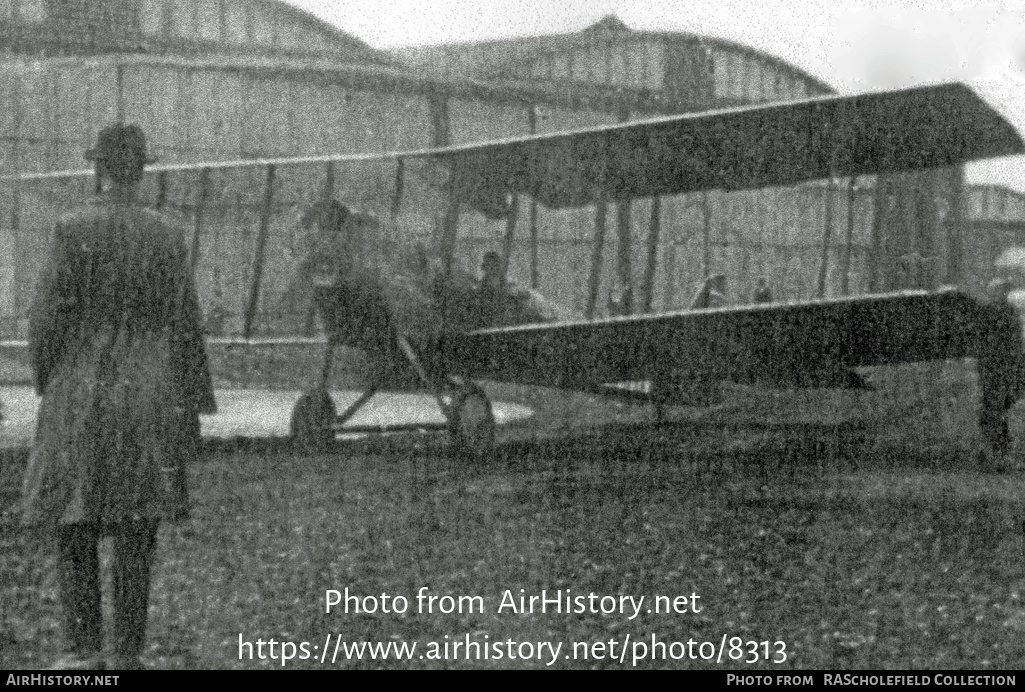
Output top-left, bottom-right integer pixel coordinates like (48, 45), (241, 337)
(752, 277), (773, 304)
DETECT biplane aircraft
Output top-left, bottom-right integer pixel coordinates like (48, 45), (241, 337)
(11, 82), (1025, 458)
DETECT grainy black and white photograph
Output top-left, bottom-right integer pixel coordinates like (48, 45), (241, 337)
(1, 0), (1025, 674)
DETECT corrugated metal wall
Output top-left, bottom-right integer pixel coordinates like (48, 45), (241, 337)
(963, 185), (1025, 290)
(0, 0), (374, 59)
(532, 37), (665, 92)
(0, 57), (441, 169)
(500, 32), (831, 110)
(970, 185), (1025, 224)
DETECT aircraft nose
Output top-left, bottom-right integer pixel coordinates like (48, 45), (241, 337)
(313, 272), (394, 353)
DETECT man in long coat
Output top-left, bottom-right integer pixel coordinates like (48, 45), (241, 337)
(21, 124), (216, 669)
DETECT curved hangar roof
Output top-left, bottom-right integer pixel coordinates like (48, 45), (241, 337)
(0, 0), (389, 63)
(394, 15), (834, 109)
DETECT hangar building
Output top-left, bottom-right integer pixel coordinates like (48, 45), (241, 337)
(0, 2), (979, 337)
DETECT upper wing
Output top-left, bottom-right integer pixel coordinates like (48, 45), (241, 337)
(427, 82), (1024, 216)
(440, 289), (985, 391)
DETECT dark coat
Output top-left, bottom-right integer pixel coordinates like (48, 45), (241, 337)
(21, 197), (216, 529)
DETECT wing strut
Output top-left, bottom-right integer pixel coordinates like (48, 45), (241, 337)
(243, 164), (276, 340)
(701, 191), (712, 278)
(529, 200), (539, 289)
(154, 170), (168, 209)
(390, 159), (404, 223)
(440, 189), (461, 281)
(10, 171), (23, 317)
(840, 177), (859, 295)
(189, 167), (210, 274)
(816, 169), (838, 298)
(639, 197), (661, 313)
(585, 163), (609, 320)
(389, 158), (405, 258)
(322, 160), (336, 202)
(437, 184), (462, 334)
(501, 193), (518, 281)
(615, 201), (633, 314)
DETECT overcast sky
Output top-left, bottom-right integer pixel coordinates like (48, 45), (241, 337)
(289, 0), (1025, 193)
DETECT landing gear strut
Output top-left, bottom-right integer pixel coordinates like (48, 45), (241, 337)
(397, 334), (496, 459)
(289, 333), (496, 459)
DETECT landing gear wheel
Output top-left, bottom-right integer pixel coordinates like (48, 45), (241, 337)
(290, 388), (337, 453)
(447, 385), (496, 460)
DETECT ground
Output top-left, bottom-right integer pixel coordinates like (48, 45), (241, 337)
(1, 354), (1024, 669)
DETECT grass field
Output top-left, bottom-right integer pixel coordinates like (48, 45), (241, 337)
(2, 357), (1025, 669)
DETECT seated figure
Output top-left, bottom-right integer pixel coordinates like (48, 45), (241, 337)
(752, 277), (773, 304)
